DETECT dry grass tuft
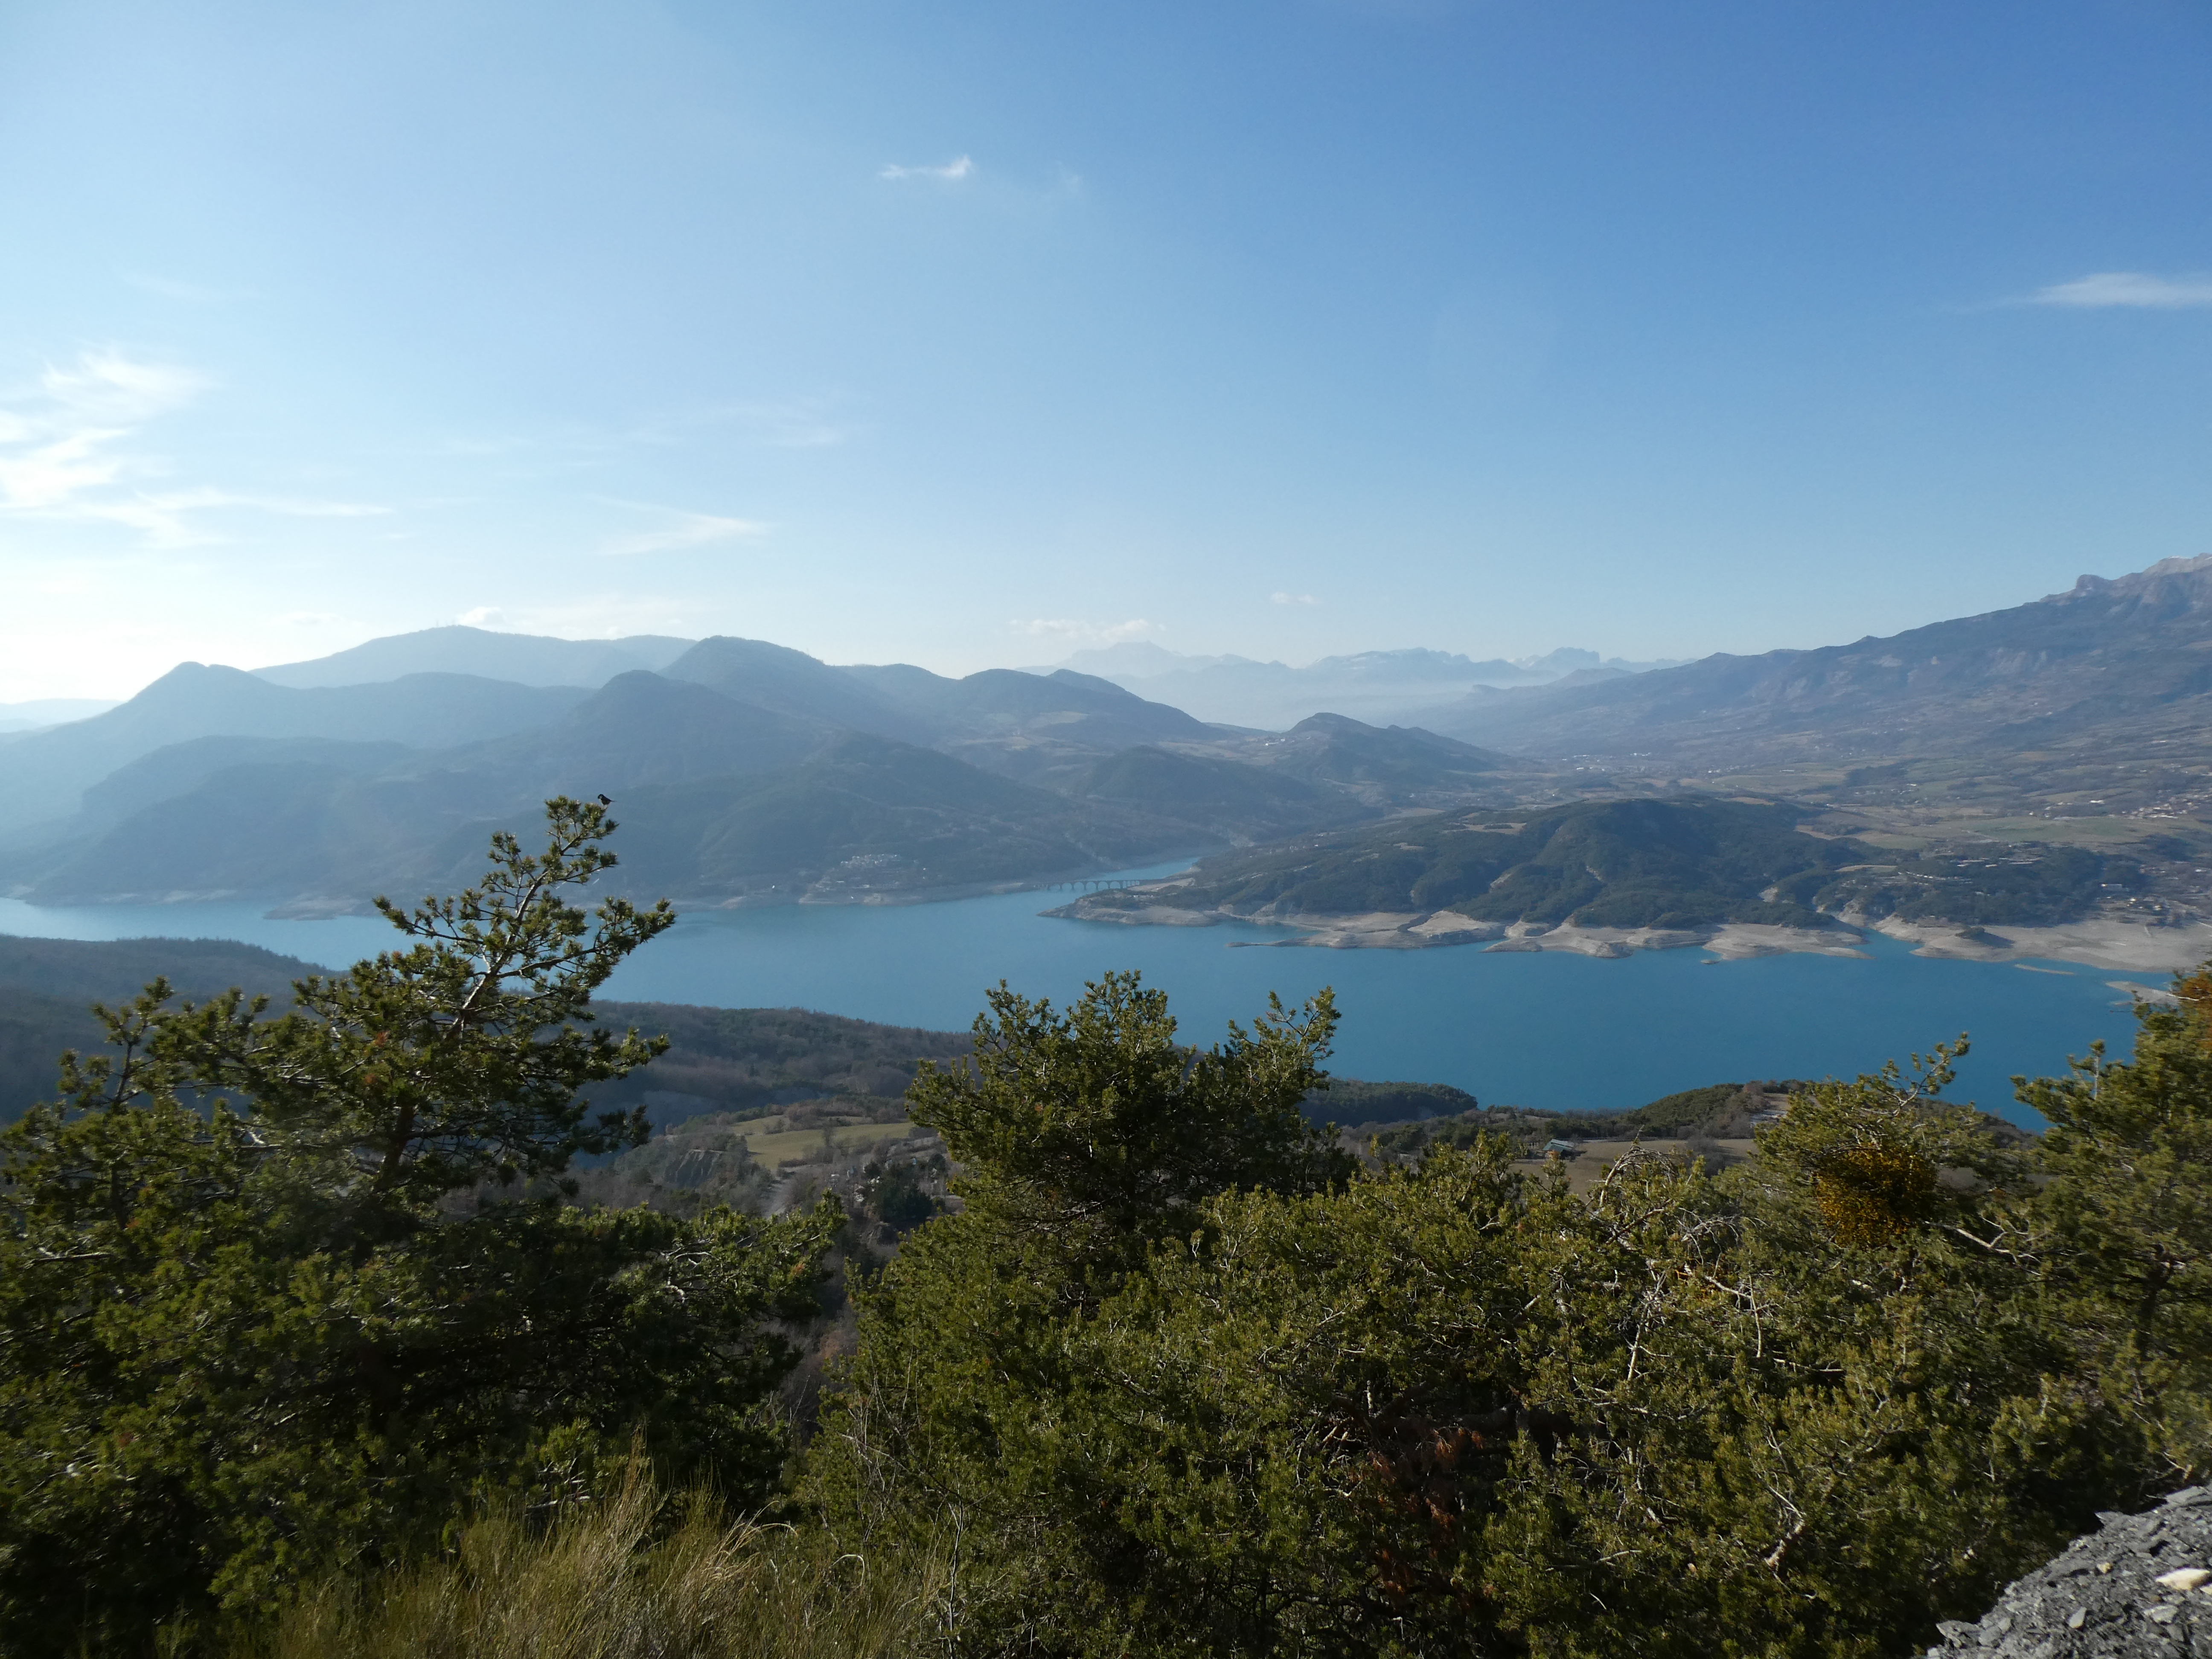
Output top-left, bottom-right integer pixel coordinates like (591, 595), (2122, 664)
(233, 1468), (945, 1659)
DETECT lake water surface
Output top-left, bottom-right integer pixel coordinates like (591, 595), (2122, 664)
(0, 870), (2157, 1128)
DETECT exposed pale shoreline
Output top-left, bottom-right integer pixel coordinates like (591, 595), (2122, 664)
(1858, 916), (2212, 974)
(1041, 891), (2212, 974)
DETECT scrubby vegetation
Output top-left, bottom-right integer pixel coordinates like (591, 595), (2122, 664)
(801, 987), (2210, 1657)
(5, 803), (2211, 1657)
(1162, 797), (1863, 927)
(1363, 1080), (1804, 1158)
(1304, 1075), (1481, 1125)
(1132, 797), (2166, 931)
(588, 1002), (972, 1126)
(1821, 843), (2146, 926)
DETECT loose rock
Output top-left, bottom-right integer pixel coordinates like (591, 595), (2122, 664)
(1923, 1488), (2212, 1655)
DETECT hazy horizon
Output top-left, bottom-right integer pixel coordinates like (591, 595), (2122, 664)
(0, 547), (2185, 708)
(3, 0), (2208, 702)
(0, 622), (1676, 713)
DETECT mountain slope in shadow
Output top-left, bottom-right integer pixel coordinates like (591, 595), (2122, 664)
(15, 714), (1215, 908)
(0, 666), (590, 837)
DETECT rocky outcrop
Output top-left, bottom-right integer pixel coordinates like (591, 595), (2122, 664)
(1923, 1487), (2212, 1655)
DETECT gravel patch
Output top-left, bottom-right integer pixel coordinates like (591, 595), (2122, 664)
(1922, 1487), (2212, 1656)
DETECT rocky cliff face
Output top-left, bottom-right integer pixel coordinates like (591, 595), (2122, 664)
(1923, 1486), (2212, 1656)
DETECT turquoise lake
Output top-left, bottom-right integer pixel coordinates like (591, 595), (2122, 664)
(0, 863), (2162, 1128)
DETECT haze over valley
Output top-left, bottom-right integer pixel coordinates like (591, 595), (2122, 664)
(7, 556), (2210, 972)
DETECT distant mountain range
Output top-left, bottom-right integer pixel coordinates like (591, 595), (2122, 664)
(6, 557), (2209, 921)
(0, 698), (120, 734)
(1411, 555), (2212, 800)
(253, 625), (698, 689)
(0, 631), (1511, 910)
(0, 669), (590, 840)
(1038, 641), (1686, 730)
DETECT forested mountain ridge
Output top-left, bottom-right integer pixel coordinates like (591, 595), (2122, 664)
(1240, 712), (1505, 800)
(563, 734), (1209, 904)
(1069, 796), (2163, 938)
(0, 931), (977, 1129)
(1070, 745), (1368, 842)
(9, 730), (1214, 908)
(1, 634), (1510, 909)
(0, 666), (590, 837)
(0, 935), (323, 1125)
(1127, 798), (1862, 928)
(666, 637), (1220, 782)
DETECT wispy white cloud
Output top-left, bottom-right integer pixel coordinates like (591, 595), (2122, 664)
(0, 352), (208, 541)
(709, 397), (859, 448)
(121, 272), (254, 304)
(597, 498), (769, 556)
(880, 155), (975, 182)
(0, 350), (383, 547)
(457, 606), (509, 627)
(441, 394), (862, 463)
(40, 350), (207, 425)
(138, 486), (387, 518)
(1271, 591), (1320, 606)
(15, 486), (384, 549)
(234, 492), (387, 518)
(2024, 271), (2212, 309)
(1011, 617), (1157, 644)
(0, 355), (197, 529)
(593, 400), (856, 451)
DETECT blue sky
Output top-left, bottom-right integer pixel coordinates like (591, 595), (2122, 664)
(1, 0), (2207, 701)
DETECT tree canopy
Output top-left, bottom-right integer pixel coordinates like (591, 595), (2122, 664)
(8, 815), (2212, 1657)
(806, 976), (2212, 1658)
(0, 800), (837, 1652)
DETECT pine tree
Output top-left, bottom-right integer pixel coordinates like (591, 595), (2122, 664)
(0, 800), (838, 1652)
(2011, 983), (2212, 1492)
